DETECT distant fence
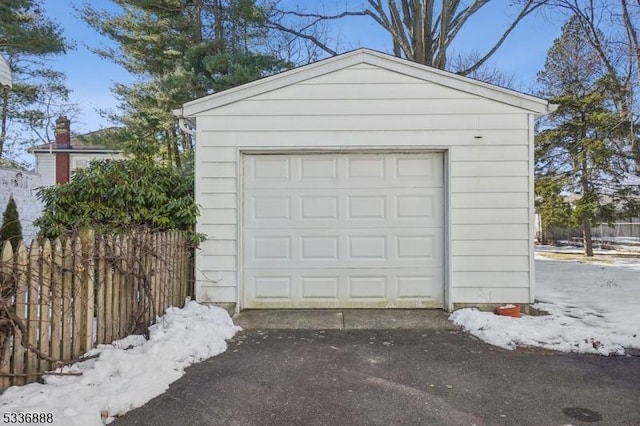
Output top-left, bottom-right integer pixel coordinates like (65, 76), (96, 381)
(0, 230), (191, 393)
(540, 220), (640, 247)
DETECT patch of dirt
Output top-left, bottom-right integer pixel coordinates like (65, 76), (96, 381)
(537, 252), (617, 263)
(527, 306), (550, 317)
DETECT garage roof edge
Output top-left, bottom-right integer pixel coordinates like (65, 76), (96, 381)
(179, 48), (553, 117)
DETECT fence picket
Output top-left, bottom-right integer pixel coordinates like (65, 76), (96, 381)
(38, 240), (52, 372)
(50, 240), (63, 367)
(95, 238), (106, 345)
(120, 236), (129, 337)
(11, 241), (28, 387)
(60, 238), (73, 361)
(104, 237), (114, 343)
(26, 240), (40, 380)
(0, 242), (13, 390)
(71, 236), (82, 358)
(80, 230), (95, 352)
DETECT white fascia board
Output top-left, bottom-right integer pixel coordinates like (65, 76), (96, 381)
(181, 48), (553, 117)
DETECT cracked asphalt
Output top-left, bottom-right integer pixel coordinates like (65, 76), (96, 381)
(113, 327), (640, 425)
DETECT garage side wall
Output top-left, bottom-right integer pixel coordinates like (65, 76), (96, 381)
(194, 64), (534, 307)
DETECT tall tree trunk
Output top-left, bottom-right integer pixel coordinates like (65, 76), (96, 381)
(580, 148), (594, 257)
(0, 87), (8, 159)
(582, 218), (594, 256)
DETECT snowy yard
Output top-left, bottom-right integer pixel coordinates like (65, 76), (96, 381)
(451, 250), (640, 356)
(0, 302), (240, 425)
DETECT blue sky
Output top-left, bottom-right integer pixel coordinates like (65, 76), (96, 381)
(40, 0), (565, 134)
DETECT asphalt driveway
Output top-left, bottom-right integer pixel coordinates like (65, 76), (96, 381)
(113, 326), (640, 425)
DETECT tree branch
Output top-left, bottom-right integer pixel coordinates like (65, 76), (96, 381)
(458, 0), (545, 76)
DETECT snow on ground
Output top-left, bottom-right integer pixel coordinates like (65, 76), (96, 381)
(0, 302), (240, 425)
(451, 252), (640, 356)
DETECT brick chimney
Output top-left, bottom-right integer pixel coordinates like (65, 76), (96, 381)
(55, 116), (71, 184)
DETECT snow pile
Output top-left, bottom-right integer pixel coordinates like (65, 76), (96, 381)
(0, 302), (240, 425)
(450, 258), (640, 355)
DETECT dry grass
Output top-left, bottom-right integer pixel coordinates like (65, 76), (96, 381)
(537, 251), (640, 263)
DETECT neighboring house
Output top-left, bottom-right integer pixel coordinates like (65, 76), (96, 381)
(29, 116), (122, 186)
(176, 49), (553, 312)
(0, 167), (42, 243)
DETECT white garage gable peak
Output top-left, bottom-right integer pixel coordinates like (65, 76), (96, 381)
(178, 48), (552, 118)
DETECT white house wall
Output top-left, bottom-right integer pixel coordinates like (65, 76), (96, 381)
(0, 168), (43, 243)
(35, 152), (123, 187)
(194, 63), (536, 307)
(35, 154), (56, 186)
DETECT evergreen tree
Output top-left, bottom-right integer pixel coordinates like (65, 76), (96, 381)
(81, 0), (290, 168)
(0, 0), (70, 162)
(0, 196), (23, 250)
(536, 17), (640, 256)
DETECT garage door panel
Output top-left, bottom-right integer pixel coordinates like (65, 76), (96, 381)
(245, 228), (443, 268)
(245, 268), (443, 308)
(245, 188), (443, 228)
(301, 236), (339, 260)
(244, 153), (444, 308)
(244, 153), (443, 190)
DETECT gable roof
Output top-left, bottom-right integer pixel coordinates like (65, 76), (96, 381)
(29, 127), (123, 153)
(176, 48), (553, 118)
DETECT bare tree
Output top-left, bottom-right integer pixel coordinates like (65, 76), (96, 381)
(265, 0), (547, 75)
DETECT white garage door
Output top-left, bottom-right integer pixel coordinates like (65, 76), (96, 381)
(243, 152), (444, 309)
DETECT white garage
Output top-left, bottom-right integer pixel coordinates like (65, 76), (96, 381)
(177, 49), (553, 312)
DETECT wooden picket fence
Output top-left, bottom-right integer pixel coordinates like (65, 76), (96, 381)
(0, 229), (191, 393)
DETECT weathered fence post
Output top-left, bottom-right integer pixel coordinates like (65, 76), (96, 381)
(0, 242), (13, 390)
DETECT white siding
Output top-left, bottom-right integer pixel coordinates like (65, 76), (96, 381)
(35, 154), (56, 186)
(35, 152), (123, 187)
(194, 63), (537, 307)
(195, 146), (238, 302)
(69, 152), (122, 175)
(0, 168), (43, 242)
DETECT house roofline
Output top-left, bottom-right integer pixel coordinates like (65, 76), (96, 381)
(29, 148), (122, 154)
